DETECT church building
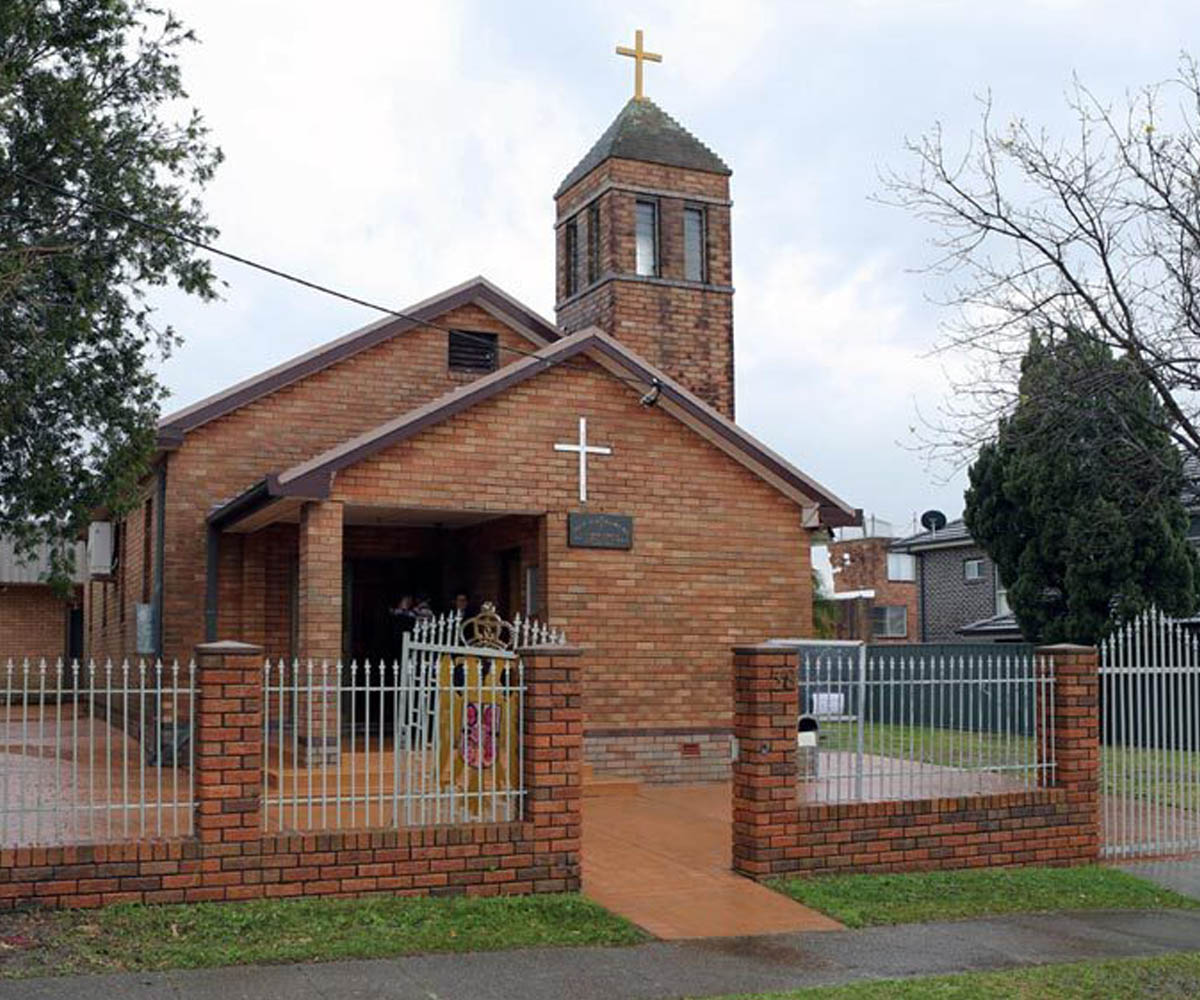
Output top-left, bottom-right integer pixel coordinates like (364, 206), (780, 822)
(84, 44), (859, 783)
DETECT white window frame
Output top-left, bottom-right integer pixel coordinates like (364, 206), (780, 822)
(872, 604), (907, 639)
(682, 204), (706, 282)
(635, 199), (659, 277)
(964, 558), (984, 582)
(886, 552), (915, 582)
(995, 565), (1011, 616)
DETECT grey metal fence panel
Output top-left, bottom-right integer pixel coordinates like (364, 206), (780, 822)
(775, 640), (1050, 805)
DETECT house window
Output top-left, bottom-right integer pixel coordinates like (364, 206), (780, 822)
(683, 206), (706, 282)
(635, 199), (659, 276)
(995, 566), (1011, 616)
(564, 218), (579, 296)
(886, 552), (915, 582)
(964, 558), (984, 582)
(872, 605), (907, 639)
(448, 330), (499, 373)
(587, 202), (601, 284)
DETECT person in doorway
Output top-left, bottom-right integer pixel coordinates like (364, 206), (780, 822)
(413, 595), (435, 622)
(389, 593), (417, 632)
(451, 590), (472, 619)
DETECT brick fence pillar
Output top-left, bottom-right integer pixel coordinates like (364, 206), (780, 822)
(194, 641), (264, 865)
(520, 644), (583, 892)
(1038, 643), (1101, 861)
(297, 500), (342, 765)
(732, 644), (799, 879)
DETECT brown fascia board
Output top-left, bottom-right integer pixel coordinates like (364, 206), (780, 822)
(155, 276), (559, 444)
(263, 327), (859, 528)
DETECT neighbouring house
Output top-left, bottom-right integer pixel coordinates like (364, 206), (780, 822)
(889, 518), (1020, 643)
(82, 93), (859, 783)
(0, 537), (84, 662)
(827, 515), (917, 643)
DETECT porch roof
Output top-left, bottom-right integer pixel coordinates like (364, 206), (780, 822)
(208, 327), (861, 532)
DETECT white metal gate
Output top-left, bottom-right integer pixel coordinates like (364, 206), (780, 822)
(1100, 609), (1200, 859)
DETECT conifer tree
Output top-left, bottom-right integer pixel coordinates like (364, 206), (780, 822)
(965, 330), (1200, 643)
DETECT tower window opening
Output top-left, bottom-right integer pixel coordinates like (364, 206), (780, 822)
(635, 200), (659, 277)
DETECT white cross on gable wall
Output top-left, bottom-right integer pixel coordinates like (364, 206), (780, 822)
(554, 416), (612, 504)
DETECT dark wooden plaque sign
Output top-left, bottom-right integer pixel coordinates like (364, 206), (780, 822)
(567, 512), (633, 550)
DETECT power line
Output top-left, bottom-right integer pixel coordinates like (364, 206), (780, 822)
(10, 171), (658, 392)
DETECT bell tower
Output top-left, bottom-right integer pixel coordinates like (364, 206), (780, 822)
(554, 32), (734, 417)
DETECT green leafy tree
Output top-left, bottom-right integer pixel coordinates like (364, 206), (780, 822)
(0, 1), (221, 581)
(965, 329), (1200, 644)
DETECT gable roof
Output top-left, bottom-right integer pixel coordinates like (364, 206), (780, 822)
(157, 276), (559, 446)
(211, 327), (859, 531)
(555, 98), (731, 198)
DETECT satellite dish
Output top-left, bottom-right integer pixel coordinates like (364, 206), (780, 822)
(921, 509), (947, 533)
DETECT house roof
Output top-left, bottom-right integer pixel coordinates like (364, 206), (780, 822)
(957, 611), (1023, 638)
(156, 276), (559, 446)
(210, 327), (860, 531)
(890, 518), (975, 553)
(555, 98), (731, 198)
(0, 537), (85, 585)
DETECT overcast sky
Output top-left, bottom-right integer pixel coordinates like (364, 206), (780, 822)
(153, 0), (1200, 536)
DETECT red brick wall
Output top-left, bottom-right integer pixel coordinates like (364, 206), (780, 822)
(84, 300), (819, 778)
(331, 358), (812, 737)
(297, 501), (343, 662)
(0, 585), (74, 661)
(85, 304), (541, 663)
(828, 537), (917, 643)
(86, 483), (157, 659)
(555, 158), (735, 417)
(0, 643), (581, 910)
(732, 645), (1100, 879)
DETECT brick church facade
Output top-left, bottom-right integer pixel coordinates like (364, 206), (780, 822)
(84, 95), (858, 782)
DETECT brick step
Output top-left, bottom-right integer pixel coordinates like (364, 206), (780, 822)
(581, 764), (641, 797)
(582, 779), (641, 798)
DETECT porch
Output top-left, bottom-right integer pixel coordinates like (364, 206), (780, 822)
(209, 500), (546, 664)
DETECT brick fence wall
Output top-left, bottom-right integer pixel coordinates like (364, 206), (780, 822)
(732, 644), (1100, 879)
(0, 641), (582, 909)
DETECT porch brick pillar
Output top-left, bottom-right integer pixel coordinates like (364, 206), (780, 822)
(297, 500), (342, 765)
(732, 645), (799, 879)
(194, 641), (264, 864)
(1038, 644), (1101, 862)
(520, 644), (583, 893)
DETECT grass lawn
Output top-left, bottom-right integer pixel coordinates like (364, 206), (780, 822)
(0, 892), (644, 979)
(768, 866), (1200, 928)
(817, 721), (1200, 809)
(712, 951), (1200, 999)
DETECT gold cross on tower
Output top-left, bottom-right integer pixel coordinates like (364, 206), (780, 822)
(616, 29), (662, 102)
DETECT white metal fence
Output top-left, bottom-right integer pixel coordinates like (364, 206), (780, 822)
(1100, 609), (1200, 860)
(263, 607), (556, 833)
(778, 641), (1055, 804)
(0, 658), (194, 848)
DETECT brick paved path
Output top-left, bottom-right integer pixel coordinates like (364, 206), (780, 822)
(581, 782), (841, 939)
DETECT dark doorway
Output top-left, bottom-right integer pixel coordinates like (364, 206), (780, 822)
(497, 547), (522, 621)
(346, 557), (437, 663)
(345, 557), (437, 738)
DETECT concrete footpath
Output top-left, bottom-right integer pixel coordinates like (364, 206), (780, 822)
(6, 909), (1200, 1000)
